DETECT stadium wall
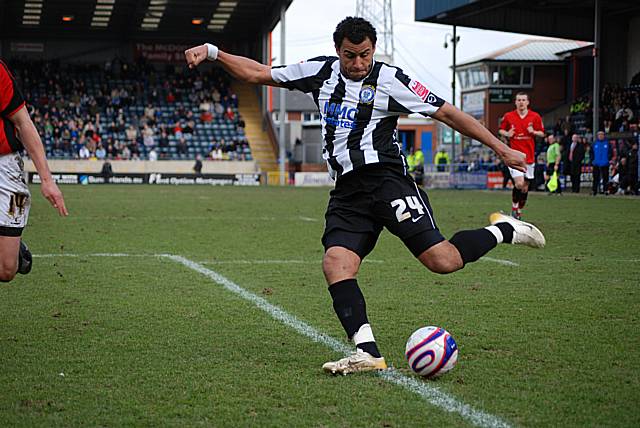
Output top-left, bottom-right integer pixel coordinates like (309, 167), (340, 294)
(24, 160), (257, 175)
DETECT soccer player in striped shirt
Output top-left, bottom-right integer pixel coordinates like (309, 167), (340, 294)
(0, 59), (68, 282)
(185, 17), (545, 375)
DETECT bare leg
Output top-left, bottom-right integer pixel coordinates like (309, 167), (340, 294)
(0, 236), (20, 282)
(416, 241), (464, 274)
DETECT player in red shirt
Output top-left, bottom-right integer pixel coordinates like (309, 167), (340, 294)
(499, 92), (545, 219)
(0, 59), (68, 282)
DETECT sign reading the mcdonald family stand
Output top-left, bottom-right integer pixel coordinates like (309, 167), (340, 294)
(134, 43), (191, 62)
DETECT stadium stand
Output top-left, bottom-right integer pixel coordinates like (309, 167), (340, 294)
(9, 58), (252, 162)
(543, 84), (639, 195)
(565, 85), (640, 136)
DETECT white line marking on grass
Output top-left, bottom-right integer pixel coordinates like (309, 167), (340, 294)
(162, 254), (349, 352)
(379, 370), (511, 428)
(204, 259), (311, 265)
(33, 254), (385, 265)
(33, 254), (76, 258)
(201, 259), (384, 265)
(480, 257), (519, 267)
(38, 216), (288, 221)
(298, 216), (318, 222)
(164, 254), (512, 428)
(33, 253), (148, 258)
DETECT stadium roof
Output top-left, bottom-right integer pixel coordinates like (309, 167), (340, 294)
(0, 0), (293, 42)
(458, 39), (592, 67)
(415, 0), (640, 41)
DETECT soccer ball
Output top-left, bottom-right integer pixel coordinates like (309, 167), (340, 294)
(405, 326), (458, 377)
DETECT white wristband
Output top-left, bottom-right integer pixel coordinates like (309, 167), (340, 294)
(205, 43), (219, 61)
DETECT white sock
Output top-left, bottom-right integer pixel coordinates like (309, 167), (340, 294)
(485, 225), (504, 244)
(353, 323), (375, 346)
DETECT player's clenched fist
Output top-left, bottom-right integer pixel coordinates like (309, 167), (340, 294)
(185, 43), (218, 68)
(184, 45), (207, 68)
(503, 148), (527, 172)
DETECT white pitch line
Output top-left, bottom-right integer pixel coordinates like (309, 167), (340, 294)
(33, 253), (140, 258)
(32, 254), (385, 264)
(204, 259), (311, 265)
(164, 254), (512, 428)
(480, 257), (519, 267)
(201, 259), (384, 265)
(298, 216), (319, 222)
(162, 254), (349, 351)
(379, 370), (511, 428)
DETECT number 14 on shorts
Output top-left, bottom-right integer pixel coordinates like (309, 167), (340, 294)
(390, 196), (425, 222)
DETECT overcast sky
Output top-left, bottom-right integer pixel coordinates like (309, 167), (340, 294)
(272, 0), (546, 104)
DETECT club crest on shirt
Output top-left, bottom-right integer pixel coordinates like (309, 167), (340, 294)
(359, 85), (376, 104)
(410, 79), (429, 102)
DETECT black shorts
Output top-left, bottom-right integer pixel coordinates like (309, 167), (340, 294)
(322, 164), (445, 258)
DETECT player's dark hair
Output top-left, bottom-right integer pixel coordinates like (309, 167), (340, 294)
(515, 91), (529, 100)
(333, 17), (377, 48)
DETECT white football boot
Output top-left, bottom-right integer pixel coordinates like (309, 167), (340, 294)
(489, 211), (546, 248)
(322, 349), (388, 375)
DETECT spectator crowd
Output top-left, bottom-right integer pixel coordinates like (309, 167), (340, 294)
(547, 84), (640, 195)
(9, 58), (252, 161)
(410, 83), (639, 195)
(8, 56), (639, 193)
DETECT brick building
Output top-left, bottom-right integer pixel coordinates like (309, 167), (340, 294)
(457, 39), (590, 144)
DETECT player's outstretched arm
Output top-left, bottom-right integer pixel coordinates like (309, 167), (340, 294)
(431, 102), (526, 172)
(185, 43), (279, 86)
(9, 106), (68, 216)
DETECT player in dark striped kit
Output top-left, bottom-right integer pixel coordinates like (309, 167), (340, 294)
(185, 17), (545, 375)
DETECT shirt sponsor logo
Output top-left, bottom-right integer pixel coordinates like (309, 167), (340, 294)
(323, 102), (358, 129)
(359, 85), (376, 104)
(410, 79), (429, 101)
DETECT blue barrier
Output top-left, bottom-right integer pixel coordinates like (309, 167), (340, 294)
(449, 172), (487, 189)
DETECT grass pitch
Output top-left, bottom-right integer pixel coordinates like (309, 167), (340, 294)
(1, 185), (639, 427)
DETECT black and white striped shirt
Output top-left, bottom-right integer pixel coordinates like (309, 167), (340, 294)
(271, 56), (445, 178)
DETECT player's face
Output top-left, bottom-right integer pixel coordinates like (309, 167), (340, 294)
(336, 37), (375, 81)
(515, 95), (529, 111)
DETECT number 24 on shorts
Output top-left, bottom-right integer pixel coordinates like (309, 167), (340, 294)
(390, 196), (425, 222)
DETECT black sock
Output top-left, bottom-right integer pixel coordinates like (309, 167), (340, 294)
(495, 222), (514, 244)
(450, 228), (499, 265)
(519, 190), (529, 209)
(17, 241), (32, 273)
(512, 188), (522, 204)
(328, 278), (381, 358)
(356, 342), (380, 357)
